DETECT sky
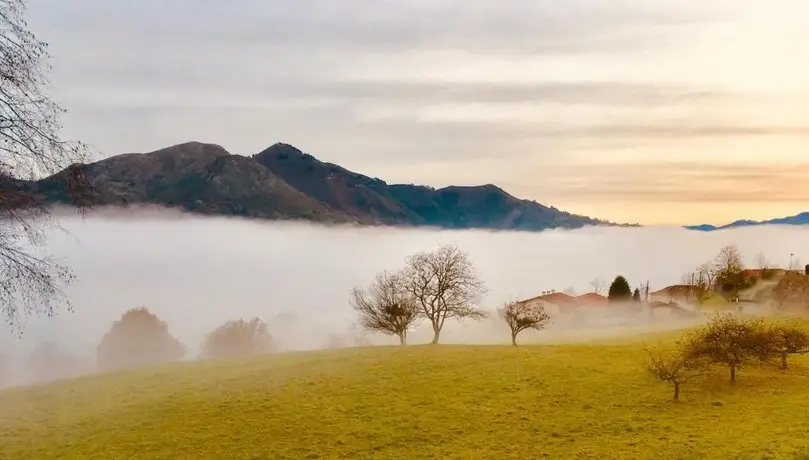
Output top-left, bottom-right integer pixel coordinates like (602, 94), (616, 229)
(26, 0), (809, 225)
(3, 211), (809, 385)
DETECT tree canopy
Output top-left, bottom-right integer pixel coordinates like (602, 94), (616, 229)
(608, 276), (632, 302)
(404, 244), (487, 344)
(200, 317), (274, 358)
(96, 307), (185, 372)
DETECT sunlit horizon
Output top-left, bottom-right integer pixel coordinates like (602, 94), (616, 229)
(24, 0), (809, 226)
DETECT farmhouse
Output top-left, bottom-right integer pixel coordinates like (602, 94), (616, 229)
(516, 292), (610, 321)
(575, 293), (609, 305)
(517, 292), (579, 317)
(649, 285), (700, 304)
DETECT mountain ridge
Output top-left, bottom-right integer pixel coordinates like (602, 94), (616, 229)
(685, 212), (809, 231)
(15, 141), (633, 231)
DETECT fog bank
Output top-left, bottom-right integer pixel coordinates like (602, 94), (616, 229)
(2, 208), (807, 385)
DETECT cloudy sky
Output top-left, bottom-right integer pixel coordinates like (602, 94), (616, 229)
(27, 0), (809, 225)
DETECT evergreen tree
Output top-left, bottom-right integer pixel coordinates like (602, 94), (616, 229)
(608, 276), (632, 302)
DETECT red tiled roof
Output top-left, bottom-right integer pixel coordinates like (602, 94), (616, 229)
(539, 292), (577, 304)
(650, 285), (695, 296)
(521, 292), (577, 305)
(575, 293), (609, 303)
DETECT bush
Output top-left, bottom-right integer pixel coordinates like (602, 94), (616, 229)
(499, 300), (551, 346)
(646, 345), (709, 401)
(201, 318), (274, 358)
(683, 313), (773, 384)
(97, 307), (186, 372)
(768, 322), (809, 369)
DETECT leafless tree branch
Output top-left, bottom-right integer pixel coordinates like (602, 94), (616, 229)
(499, 299), (551, 346)
(404, 244), (488, 344)
(351, 270), (419, 345)
(0, 0), (94, 330)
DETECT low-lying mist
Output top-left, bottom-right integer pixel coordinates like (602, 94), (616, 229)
(2, 207), (808, 387)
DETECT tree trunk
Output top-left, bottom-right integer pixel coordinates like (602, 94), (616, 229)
(511, 331), (518, 346)
(730, 365), (736, 384)
(781, 353), (788, 370)
(399, 331), (407, 346)
(431, 325), (441, 345)
(673, 382), (680, 401)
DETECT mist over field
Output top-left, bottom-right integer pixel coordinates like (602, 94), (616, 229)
(2, 207), (808, 385)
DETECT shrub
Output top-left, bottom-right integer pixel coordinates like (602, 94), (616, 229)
(768, 322), (809, 369)
(97, 307), (186, 372)
(683, 313), (773, 384)
(201, 318), (274, 358)
(646, 345), (709, 401)
(499, 300), (551, 346)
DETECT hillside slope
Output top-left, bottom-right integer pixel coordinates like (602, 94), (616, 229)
(21, 141), (624, 230)
(28, 142), (351, 222)
(2, 338), (809, 459)
(686, 212), (809, 231)
(254, 142), (617, 230)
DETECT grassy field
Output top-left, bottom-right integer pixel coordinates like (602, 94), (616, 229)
(2, 327), (809, 459)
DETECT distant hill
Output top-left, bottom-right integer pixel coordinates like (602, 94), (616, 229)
(686, 212), (809, 231)
(12, 141), (629, 231)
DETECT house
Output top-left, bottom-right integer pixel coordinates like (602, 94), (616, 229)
(517, 292), (578, 317)
(741, 268), (787, 280)
(517, 292), (611, 322)
(575, 293), (609, 305)
(649, 285), (700, 304)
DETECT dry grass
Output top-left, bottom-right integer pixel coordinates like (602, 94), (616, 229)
(2, 326), (809, 459)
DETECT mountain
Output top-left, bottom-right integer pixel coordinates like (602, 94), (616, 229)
(28, 142), (347, 222)
(686, 212), (809, 231)
(18, 141), (626, 231)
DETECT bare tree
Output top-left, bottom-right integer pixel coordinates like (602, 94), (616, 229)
(768, 322), (809, 369)
(351, 270), (419, 345)
(697, 262), (717, 291)
(646, 346), (709, 401)
(682, 267), (712, 305)
(0, 0), (93, 329)
(499, 300), (551, 346)
(713, 245), (747, 300)
(589, 278), (606, 295)
(200, 318), (274, 358)
(404, 244), (487, 344)
(684, 313), (773, 384)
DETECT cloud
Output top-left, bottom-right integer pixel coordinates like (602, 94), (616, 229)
(2, 212), (809, 387)
(36, 0), (721, 54)
(520, 162), (809, 203)
(22, 0), (809, 222)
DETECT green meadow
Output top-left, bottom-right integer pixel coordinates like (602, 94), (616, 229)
(2, 325), (809, 460)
